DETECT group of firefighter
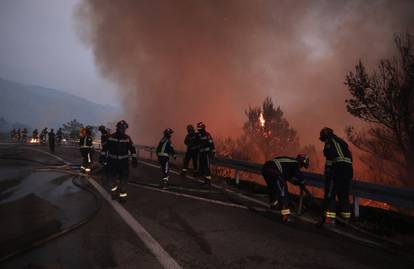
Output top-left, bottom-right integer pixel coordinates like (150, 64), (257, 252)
(89, 119), (352, 226)
(11, 127), (63, 153)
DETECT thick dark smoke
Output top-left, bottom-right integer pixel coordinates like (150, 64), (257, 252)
(75, 0), (414, 148)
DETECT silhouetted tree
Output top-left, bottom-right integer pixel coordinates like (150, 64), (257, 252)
(345, 33), (414, 186)
(243, 97), (299, 161)
(62, 119), (84, 139)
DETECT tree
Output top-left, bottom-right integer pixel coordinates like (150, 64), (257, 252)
(61, 119), (84, 139)
(345, 33), (414, 186)
(243, 97), (299, 161)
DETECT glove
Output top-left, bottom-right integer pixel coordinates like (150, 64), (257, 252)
(131, 158), (138, 168)
(210, 151), (216, 160)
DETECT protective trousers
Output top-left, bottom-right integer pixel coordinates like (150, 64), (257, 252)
(199, 151), (211, 180)
(263, 172), (289, 210)
(182, 149), (198, 172)
(108, 160), (129, 198)
(80, 148), (92, 170)
(158, 156), (170, 180)
(324, 163), (353, 220)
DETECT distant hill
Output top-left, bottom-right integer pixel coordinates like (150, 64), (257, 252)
(0, 77), (121, 130)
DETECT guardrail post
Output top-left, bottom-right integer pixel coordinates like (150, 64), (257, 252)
(353, 195), (360, 218)
(235, 169), (240, 185)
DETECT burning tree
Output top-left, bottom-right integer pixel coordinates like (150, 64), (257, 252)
(345, 33), (414, 187)
(243, 97), (299, 161)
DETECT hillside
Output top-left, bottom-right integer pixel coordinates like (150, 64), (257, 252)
(0, 77), (121, 130)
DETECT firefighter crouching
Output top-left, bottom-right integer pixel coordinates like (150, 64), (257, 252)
(80, 127), (94, 173)
(262, 154), (309, 222)
(197, 122), (215, 184)
(156, 128), (176, 187)
(104, 120), (137, 202)
(181, 124), (199, 176)
(319, 127), (353, 225)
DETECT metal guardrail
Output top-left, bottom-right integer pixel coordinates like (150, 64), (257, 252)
(135, 145), (414, 216)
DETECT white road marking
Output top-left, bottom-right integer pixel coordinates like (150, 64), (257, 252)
(130, 182), (248, 210)
(87, 177), (183, 269)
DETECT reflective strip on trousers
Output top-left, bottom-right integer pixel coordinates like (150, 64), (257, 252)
(111, 186), (118, 192)
(325, 211), (336, 218)
(119, 193), (128, 197)
(280, 209), (290, 215)
(157, 153), (169, 157)
(340, 212), (351, 218)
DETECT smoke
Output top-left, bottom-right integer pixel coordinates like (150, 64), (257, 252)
(75, 0), (414, 148)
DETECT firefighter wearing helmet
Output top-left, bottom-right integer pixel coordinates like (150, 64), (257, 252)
(319, 127), (353, 225)
(98, 125), (110, 165)
(102, 120), (137, 202)
(197, 122), (215, 184)
(181, 124), (200, 176)
(262, 154), (309, 222)
(79, 126), (94, 173)
(156, 128), (176, 187)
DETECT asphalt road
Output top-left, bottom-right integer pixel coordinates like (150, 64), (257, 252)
(0, 143), (413, 269)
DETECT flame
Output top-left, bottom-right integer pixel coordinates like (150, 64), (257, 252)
(29, 138), (40, 144)
(259, 112), (265, 127)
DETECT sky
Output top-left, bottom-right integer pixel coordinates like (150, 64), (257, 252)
(1, 0), (413, 150)
(0, 0), (119, 106)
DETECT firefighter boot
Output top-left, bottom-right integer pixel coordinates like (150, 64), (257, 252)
(110, 185), (119, 200)
(119, 192), (128, 203)
(160, 177), (169, 189)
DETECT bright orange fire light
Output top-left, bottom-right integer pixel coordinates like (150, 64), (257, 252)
(259, 112), (265, 127)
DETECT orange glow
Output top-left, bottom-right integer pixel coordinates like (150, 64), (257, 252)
(29, 138), (40, 144)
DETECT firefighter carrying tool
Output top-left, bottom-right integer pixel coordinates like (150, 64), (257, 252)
(197, 122), (215, 185)
(104, 120), (137, 203)
(262, 154), (309, 222)
(156, 128), (176, 188)
(319, 127), (353, 225)
(181, 124), (199, 176)
(80, 127), (94, 173)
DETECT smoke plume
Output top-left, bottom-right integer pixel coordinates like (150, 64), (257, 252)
(75, 0), (414, 148)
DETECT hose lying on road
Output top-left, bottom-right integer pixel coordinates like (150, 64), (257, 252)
(0, 174), (102, 264)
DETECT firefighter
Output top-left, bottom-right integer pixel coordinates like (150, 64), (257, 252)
(10, 128), (16, 141)
(319, 127), (353, 225)
(98, 125), (110, 165)
(197, 122), (215, 184)
(181, 124), (199, 175)
(49, 129), (56, 153)
(104, 120), (137, 202)
(17, 128), (21, 142)
(22, 128), (28, 143)
(156, 128), (176, 187)
(40, 127), (48, 144)
(262, 154), (309, 222)
(79, 127), (94, 173)
(56, 128), (63, 144)
(32, 129), (39, 141)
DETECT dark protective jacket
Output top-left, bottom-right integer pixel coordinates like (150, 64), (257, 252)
(263, 156), (306, 184)
(100, 130), (110, 150)
(184, 132), (200, 151)
(157, 137), (176, 158)
(105, 132), (137, 161)
(49, 131), (55, 143)
(198, 131), (215, 153)
(323, 135), (353, 173)
(80, 135), (93, 151)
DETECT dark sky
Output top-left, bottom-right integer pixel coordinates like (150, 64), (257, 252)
(0, 0), (119, 106)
